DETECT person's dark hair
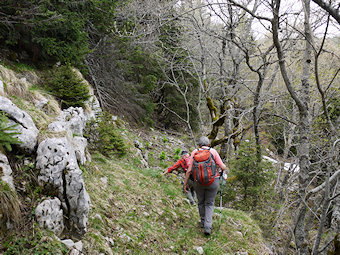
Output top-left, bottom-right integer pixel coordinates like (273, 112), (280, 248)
(181, 150), (188, 156)
(198, 136), (210, 147)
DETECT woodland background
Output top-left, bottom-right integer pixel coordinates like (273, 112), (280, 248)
(0, 0), (339, 254)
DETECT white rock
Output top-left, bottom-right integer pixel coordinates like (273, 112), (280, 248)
(196, 247), (204, 254)
(36, 137), (90, 234)
(49, 107), (87, 137)
(69, 249), (80, 255)
(0, 80), (4, 95)
(0, 152), (14, 189)
(235, 231), (243, 238)
(72, 136), (88, 165)
(0, 96), (39, 153)
(35, 198), (64, 235)
(34, 97), (48, 109)
(105, 237), (114, 247)
(94, 214), (102, 221)
(61, 239), (75, 249)
(74, 241), (83, 252)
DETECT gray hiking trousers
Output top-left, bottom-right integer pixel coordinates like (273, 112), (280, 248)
(185, 179), (195, 204)
(193, 177), (220, 230)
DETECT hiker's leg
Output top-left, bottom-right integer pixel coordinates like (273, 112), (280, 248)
(185, 189), (195, 204)
(204, 178), (220, 230)
(186, 179), (195, 204)
(194, 182), (205, 224)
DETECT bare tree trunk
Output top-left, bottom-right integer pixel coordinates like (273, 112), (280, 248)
(272, 0), (312, 253)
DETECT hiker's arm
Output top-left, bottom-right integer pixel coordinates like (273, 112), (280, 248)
(211, 149), (227, 171)
(183, 163), (193, 192)
(164, 160), (181, 175)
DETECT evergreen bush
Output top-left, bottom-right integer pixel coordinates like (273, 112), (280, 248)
(224, 140), (276, 211)
(85, 112), (127, 157)
(42, 65), (90, 109)
(0, 112), (22, 152)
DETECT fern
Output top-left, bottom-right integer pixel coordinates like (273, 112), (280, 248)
(0, 112), (22, 152)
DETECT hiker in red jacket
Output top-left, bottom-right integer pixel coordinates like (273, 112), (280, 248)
(183, 136), (227, 236)
(163, 150), (196, 205)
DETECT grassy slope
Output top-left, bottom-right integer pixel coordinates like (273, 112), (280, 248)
(82, 151), (271, 255)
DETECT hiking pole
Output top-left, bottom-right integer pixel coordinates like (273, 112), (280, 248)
(219, 174), (224, 231)
(219, 171), (228, 231)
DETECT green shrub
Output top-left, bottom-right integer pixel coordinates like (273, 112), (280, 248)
(160, 151), (166, 160)
(173, 148), (181, 160)
(224, 140), (275, 211)
(85, 112), (127, 157)
(42, 65), (90, 109)
(0, 112), (22, 152)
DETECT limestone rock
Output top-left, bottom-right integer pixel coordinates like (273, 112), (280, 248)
(74, 241), (83, 252)
(0, 96), (38, 153)
(61, 239), (75, 249)
(48, 107), (86, 137)
(0, 80), (4, 95)
(0, 152), (14, 189)
(72, 136), (88, 165)
(134, 140), (143, 149)
(136, 149), (148, 168)
(70, 249), (80, 255)
(34, 97), (49, 109)
(37, 137), (90, 234)
(35, 198), (64, 235)
(105, 237), (114, 247)
(196, 247), (204, 255)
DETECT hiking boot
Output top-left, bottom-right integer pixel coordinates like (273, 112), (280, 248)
(204, 228), (211, 236)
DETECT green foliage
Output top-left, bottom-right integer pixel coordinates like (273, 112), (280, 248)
(224, 140), (276, 211)
(0, 0), (119, 67)
(159, 151), (166, 161)
(163, 136), (168, 143)
(174, 148), (181, 160)
(85, 112), (127, 157)
(42, 65), (90, 109)
(2, 228), (68, 254)
(0, 112), (22, 152)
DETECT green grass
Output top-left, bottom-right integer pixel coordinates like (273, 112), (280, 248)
(1, 227), (68, 255)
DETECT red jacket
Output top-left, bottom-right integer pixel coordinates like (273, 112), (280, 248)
(167, 156), (190, 173)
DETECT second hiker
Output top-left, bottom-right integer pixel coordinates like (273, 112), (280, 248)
(163, 150), (196, 205)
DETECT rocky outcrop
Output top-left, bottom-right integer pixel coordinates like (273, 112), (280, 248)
(36, 137), (90, 234)
(0, 96), (39, 153)
(0, 152), (14, 189)
(35, 197), (64, 235)
(72, 137), (88, 166)
(48, 107), (86, 137)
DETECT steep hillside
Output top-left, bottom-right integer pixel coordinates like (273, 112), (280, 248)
(0, 63), (272, 254)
